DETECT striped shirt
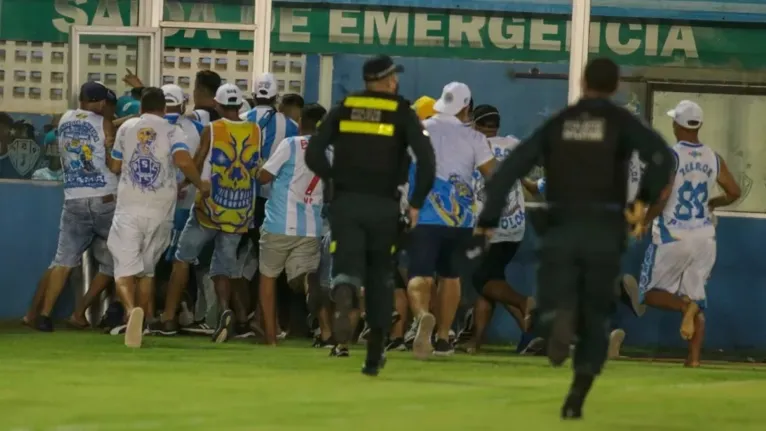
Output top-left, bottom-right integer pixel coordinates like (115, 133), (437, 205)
(241, 105), (299, 198)
(262, 135), (324, 237)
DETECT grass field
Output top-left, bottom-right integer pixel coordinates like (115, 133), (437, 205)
(3, 329), (766, 431)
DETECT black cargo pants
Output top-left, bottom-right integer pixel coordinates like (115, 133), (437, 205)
(329, 192), (400, 332)
(535, 213), (625, 376)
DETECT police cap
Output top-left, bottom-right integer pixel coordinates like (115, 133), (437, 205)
(363, 55), (404, 82)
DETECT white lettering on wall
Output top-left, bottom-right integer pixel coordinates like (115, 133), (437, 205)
(605, 23), (642, 55)
(662, 26), (698, 58)
(413, 14), (443, 47)
(329, 10), (359, 44)
(487, 17), (525, 49)
(280, 8), (311, 43)
(449, 15), (485, 48)
(529, 19), (561, 51)
(364, 11), (408, 45)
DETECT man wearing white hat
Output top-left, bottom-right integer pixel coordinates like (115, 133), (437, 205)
(406, 82), (496, 359)
(240, 73), (300, 246)
(639, 99), (741, 367)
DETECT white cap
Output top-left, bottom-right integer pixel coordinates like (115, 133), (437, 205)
(214, 83), (244, 107)
(667, 100), (703, 130)
(254, 73), (278, 99)
(161, 84), (185, 107)
(434, 82), (472, 116)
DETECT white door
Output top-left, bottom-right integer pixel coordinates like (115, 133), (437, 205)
(68, 26), (161, 108)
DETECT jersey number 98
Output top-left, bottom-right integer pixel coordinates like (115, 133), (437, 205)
(674, 181), (708, 221)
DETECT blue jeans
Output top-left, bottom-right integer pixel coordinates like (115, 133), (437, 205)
(52, 196), (115, 268)
(174, 215), (242, 278)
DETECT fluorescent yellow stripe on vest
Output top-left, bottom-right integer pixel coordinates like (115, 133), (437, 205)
(339, 120), (395, 137)
(344, 97), (398, 111)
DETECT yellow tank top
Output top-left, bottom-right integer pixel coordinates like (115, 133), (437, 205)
(195, 119), (261, 233)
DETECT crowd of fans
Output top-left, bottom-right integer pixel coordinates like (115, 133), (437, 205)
(16, 66), (651, 362)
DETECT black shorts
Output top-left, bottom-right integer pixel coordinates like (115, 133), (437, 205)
(246, 196), (269, 254)
(407, 225), (473, 279)
(473, 241), (521, 289)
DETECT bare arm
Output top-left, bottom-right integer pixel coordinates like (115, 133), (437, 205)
(257, 170), (274, 185)
(477, 158), (496, 179)
(708, 156), (741, 209)
(194, 125), (211, 173)
(104, 117), (120, 174)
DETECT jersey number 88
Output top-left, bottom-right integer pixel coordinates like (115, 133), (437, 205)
(673, 180), (708, 221)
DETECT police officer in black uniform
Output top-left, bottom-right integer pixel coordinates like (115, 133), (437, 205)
(305, 55), (436, 376)
(477, 58), (673, 419)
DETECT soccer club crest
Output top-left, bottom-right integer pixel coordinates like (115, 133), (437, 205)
(9, 138), (40, 176)
(128, 128), (161, 191)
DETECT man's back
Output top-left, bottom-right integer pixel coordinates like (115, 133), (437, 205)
(114, 114), (181, 220)
(263, 135), (324, 237)
(653, 141), (718, 243)
(416, 114), (492, 228)
(195, 118), (260, 234)
(241, 105), (299, 198)
(474, 135), (525, 242)
(58, 108), (117, 200)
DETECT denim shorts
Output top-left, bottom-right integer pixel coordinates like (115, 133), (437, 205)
(52, 196), (116, 268)
(174, 215), (242, 278)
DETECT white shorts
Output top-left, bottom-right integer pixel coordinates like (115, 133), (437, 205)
(259, 230), (320, 281)
(639, 236), (716, 306)
(107, 213), (173, 279)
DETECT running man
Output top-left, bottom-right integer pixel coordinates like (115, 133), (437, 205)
(256, 103), (327, 345)
(639, 100), (741, 367)
(464, 104), (535, 353)
(407, 82), (495, 359)
(152, 84), (261, 342)
(107, 87), (209, 348)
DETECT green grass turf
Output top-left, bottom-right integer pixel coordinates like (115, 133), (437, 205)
(2, 330), (766, 431)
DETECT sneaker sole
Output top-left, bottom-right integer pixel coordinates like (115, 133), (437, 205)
(622, 274), (646, 317)
(433, 349), (455, 357)
(124, 308), (144, 349)
(520, 337), (546, 355)
(608, 329), (625, 359)
(413, 313), (436, 360)
(212, 310), (233, 343)
(547, 309), (575, 367)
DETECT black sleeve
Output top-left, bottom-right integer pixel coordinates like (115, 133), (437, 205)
(478, 122), (547, 229)
(403, 108), (435, 209)
(620, 112), (674, 205)
(305, 106), (340, 181)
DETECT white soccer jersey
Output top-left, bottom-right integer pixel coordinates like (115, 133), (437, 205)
(58, 109), (118, 200)
(262, 135), (324, 237)
(473, 135), (526, 243)
(112, 113), (191, 220)
(652, 141), (719, 244)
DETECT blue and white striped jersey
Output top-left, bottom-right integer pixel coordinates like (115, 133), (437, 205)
(240, 105), (299, 199)
(262, 135), (324, 237)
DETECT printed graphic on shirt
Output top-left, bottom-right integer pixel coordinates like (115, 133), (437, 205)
(60, 115), (106, 190)
(8, 138), (40, 176)
(428, 173), (475, 228)
(196, 120), (260, 233)
(128, 127), (162, 191)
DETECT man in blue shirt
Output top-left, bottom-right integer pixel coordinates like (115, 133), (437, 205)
(240, 72), (300, 247)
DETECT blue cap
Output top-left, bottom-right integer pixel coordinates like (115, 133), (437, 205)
(106, 89), (117, 103)
(80, 81), (109, 102)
